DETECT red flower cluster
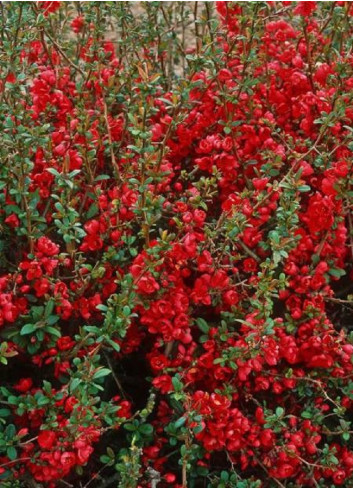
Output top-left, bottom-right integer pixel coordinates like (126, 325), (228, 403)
(1, 2), (353, 487)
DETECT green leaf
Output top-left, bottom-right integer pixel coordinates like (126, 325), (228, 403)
(193, 424), (204, 434)
(4, 424), (16, 440)
(42, 381), (52, 394)
(4, 117), (14, 129)
(329, 454), (339, 465)
(107, 447), (115, 459)
(46, 326), (61, 338)
(86, 203), (99, 219)
(94, 174), (110, 182)
(139, 423), (153, 435)
(174, 417), (186, 429)
(172, 375), (183, 392)
(197, 466), (209, 477)
(47, 315), (59, 326)
(20, 323), (36, 335)
(196, 318), (209, 334)
(275, 407), (284, 417)
(220, 471), (229, 482)
(213, 358), (225, 365)
(329, 268), (346, 279)
(0, 408), (11, 418)
(123, 306), (131, 316)
(93, 368), (111, 380)
(46, 168), (60, 177)
(6, 447), (17, 461)
(298, 185), (311, 192)
(37, 396), (49, 406)
(44, 300), (55, 317)
(107, 338), (121, 353)
(70, 378), (81, 393)
(100, 455), (111, 464)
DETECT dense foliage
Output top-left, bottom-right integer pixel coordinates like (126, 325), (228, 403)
(1, 1), (353, 487)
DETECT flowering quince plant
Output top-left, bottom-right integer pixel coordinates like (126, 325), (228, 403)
(1, 1), (353, 488)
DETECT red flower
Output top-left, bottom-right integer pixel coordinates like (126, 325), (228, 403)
(38, 430), (57, 450)
(308, 354), (334, 369)
(37, 237), (59, 256)
(60, 451), (77, 469)
(137, 275), (160, 295)
(71, 16), (85, 33)
(152, 375), (173, 394)
(303, 193), (334, 234)
(5, 214), (19, 228)
(38, 1), (61, 16)
(294, 2), (317, 17)
(14, 378), (33, 393)
(57, 336), (75, 351)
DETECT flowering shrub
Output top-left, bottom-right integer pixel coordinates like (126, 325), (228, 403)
(1, 1), (353, 487)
